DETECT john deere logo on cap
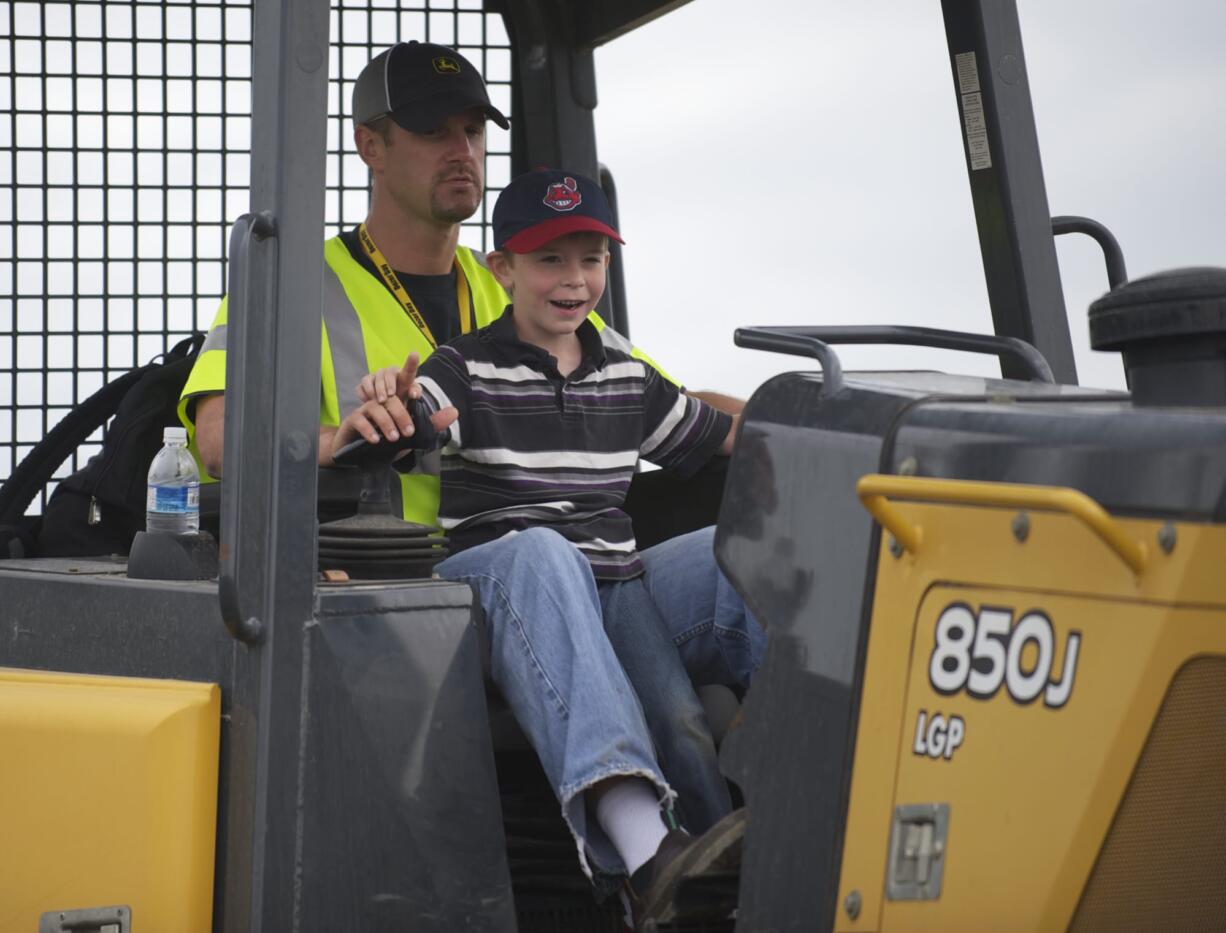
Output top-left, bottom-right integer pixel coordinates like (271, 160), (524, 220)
(432, 57), (461, 74)
(543, 177), (582, 212)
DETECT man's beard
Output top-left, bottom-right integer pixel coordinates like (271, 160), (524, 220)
(431, 198), (478, 224)
(429, 172), (482, 224)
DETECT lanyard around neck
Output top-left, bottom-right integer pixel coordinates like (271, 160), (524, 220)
(357, 223), (473, 349)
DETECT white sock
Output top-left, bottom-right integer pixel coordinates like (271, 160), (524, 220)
(591, 777), (670, 876)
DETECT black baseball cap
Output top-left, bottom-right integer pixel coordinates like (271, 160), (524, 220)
(493, 169), (625, 254)
(352, 41), (509, 133)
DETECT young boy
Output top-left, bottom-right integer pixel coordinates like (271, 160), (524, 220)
(357, 169), (763, 926)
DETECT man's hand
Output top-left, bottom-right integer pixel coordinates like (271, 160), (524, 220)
(322, 352), (457, 465)
(196, 392), (350, 475)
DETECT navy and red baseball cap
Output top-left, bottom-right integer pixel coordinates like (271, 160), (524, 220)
(352, 41), (509, 133)
(493, 169), (625, 254)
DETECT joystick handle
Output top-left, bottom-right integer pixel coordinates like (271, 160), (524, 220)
(332, 397), (447, 470)
(330, 397), (448, 517)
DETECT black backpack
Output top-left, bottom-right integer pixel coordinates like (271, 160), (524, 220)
(0, 332), (205, 558)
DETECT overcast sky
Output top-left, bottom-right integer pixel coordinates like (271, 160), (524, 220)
(6, 0), (1225, 484)
(592, 0), (1226, 398)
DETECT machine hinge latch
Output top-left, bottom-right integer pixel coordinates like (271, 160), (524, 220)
(39, 905), (131, 933)
(886, 803), (949, 901)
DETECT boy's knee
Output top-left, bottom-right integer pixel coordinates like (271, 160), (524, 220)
(509, 527), (588, 573)
(515, 526), (568, 548)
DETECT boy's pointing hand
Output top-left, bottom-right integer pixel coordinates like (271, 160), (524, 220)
(358, 351), (424, 405)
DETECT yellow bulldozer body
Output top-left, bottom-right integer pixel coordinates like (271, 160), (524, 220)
(0, 669), (220, 932)
(836, 475), (1226, 932)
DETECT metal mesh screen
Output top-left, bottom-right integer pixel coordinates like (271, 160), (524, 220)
(0, 0), (512, 512)
(1067, 655), (1226, 932)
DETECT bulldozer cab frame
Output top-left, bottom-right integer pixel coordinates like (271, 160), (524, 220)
(4, 2), (1225, 932)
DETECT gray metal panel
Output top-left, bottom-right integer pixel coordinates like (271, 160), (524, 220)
(218, 0), (331, 927)
(0, 571), (237, 682)
(887, 398), (1226, 521)
(300, 583), (516, 931)
(716, 357), (1226, 928)
(713, 365), (1131, 930)
(572, 0), (696, 48)
(503, 1), (632, 331)
(599, 164), (630, 336)
(0, 569), (516, 932)
(505, 0), (599, 179)
(716, 372), (911, 931)
(941, 0), (1078, 383)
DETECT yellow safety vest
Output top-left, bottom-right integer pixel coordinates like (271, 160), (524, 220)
(178, 235), (672, 526)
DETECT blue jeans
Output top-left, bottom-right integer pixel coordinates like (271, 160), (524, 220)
(435, 527), (671, 880)
(639, 526), (765, 692)
(435, 525), (766, 877)
(628, 526), (767, 831)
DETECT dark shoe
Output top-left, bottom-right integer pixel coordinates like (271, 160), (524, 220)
(627, 807), (747, 929)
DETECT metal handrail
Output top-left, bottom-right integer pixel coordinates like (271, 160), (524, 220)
(856, 473), (1147, 575)
(218, 210), (276, 644)
(740, 324), (1055, 384)
(734, 327), (845, 397)
(1052, 215), (1128, 290)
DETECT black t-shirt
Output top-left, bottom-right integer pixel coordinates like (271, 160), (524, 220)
(340, 226), (460, 346)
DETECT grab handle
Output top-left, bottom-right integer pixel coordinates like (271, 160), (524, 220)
(734, 327), (844, 397)
(739, 324), (1054, 384)
(856, 474), (1147, 575)
(218, 210), (277, 644)
(1052, 215), (1128, 290)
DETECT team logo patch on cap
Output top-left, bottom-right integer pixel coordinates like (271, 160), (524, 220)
(543, 177), (582, 212)
(432, 56), (461, 74)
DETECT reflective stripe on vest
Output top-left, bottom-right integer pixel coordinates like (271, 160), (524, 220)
(318, 237), (509, 525)
(320, 261), (369, 423)
(177, 235), (673, 520)
(587, 313), (678, 386)
(200, 323), (227, 355)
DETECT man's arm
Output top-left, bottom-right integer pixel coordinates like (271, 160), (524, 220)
(196, 356), (457, 477)
(588, 310), (744, 417)
(193, 393), (226, 479)
(688, 390), (744, 415)
(194, 391), (354, 476)
(718, 413), (741, 456)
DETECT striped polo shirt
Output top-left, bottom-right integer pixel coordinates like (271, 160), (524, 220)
(415, 309), (732, 580)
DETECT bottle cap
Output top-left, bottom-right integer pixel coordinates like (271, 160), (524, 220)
(163, 426), (188, 443)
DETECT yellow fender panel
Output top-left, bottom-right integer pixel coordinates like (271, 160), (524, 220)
(0, 668), (220, 932)
(837, 476), (1226, 932)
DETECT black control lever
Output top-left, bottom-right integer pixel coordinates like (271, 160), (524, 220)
(319, 396), (451, 579)
(324, 396), (447, 522)
(331, 396), (448, 470)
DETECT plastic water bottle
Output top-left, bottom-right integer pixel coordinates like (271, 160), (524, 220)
(146, 426), (200, 534)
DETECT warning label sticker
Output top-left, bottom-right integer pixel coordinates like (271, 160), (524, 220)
(955, 51), (992, 171)
(956, 50), (981, 94)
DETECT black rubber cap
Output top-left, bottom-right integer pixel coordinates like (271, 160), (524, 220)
(127, 530), (219, 580)
(1089, 266), (1226, 351)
